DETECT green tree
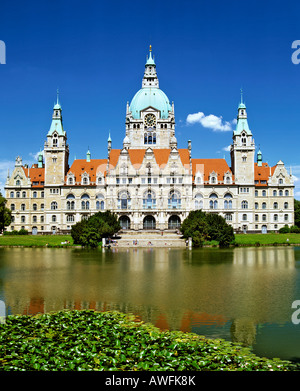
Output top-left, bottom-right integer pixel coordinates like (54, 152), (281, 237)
(71, 210), (121, 248)
(181, 210), (235, 247)
(0, 193), (11, 234)
(294, 199), (300, 228)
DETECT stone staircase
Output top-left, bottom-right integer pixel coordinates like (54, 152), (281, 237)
(114, 230), (186, 248)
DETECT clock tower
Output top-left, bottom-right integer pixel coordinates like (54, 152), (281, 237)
(124, 46), (176, 149)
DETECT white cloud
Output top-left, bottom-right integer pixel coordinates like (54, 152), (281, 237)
(0, 160), (15, 195)
(186, 111), (234, 132)
(29, 150), (44, 161)
(293, 175), (299, 182)
(222, 145), (231, 152)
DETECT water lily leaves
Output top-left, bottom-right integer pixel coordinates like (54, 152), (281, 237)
(0, 310), (298, 371)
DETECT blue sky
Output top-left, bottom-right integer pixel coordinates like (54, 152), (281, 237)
(1, 0), (300, 197)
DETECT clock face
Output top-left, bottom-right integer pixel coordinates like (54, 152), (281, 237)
(144, 113), (156, 128)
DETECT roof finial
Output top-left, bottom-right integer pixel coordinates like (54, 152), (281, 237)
(240, 87), (243, 104)
(149, 44), (152, 52)
(56, 88), (59, 105)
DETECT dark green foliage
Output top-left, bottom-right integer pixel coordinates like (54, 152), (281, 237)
(278, 225), (300, 234)
(71, 211), (121, 248)
(0, 310), (297, 371)
(279, 225), (290, 234)
(181, 210), (235, 247)
(0, 193), (11, 234)
(294, 199), (300, 228)
(290, 225), (300, 233)
(4, 229), (29, 236)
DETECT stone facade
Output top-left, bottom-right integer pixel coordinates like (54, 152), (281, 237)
(4, 48), (295, 234)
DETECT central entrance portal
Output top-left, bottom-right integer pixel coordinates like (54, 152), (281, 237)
(143, 215), (156, 230)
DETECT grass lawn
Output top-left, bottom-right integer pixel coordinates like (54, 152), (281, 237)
(0, 234), (74, 247)
(235, 233), (300, 246)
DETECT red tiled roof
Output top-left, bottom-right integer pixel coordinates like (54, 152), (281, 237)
(254, 162), (276, 186)
(128, 149), (146, 169)
(191, 159), (234, 183)
(22, 165), (45, 187)
(66, 159), (107, 184)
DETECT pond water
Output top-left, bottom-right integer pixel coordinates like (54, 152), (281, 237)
(0, 246), (299, 362)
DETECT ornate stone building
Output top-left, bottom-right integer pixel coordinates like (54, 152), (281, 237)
(5, 47), (294, 234)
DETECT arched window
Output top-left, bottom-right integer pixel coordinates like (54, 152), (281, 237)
(274, 214), (278, 222)
(262, 202), (267, 209)
(10, 191), (14, 198)
(262, 190), (266, 197)
(273, 190), (277, 196)
(242, 214), (247, 221)
(53, 134), (58, 147)
(241, 200), (248, 209)
(279, 178), (283, 185)
(81, 194), (90, 210)
(66, 200), (75, 210)
(52, 215), (56, 222)
(209, 193), (218, 209)
(279, 190), (283, 196)
(51, 201), (58, 210)
(82, 176), (89, 186)
(273, 202), (278, 209)
(153, 133), (156, 144)
(16, 180), (21, 186)
(168, 190), (181, 209)
(21, 203), (26, 211)
(33, 203), (37, 211)
(285, 190), (289, 196)
(195, 194), (203, 210)
(96, 194), (105, 210)
(118, 191), (131, 210)
(22, 191), (26, 198)
(284, 202), (288, 209)
(10, 204), (15, 211)
(143, 190), (156, 209)
(68, 177), (74, 185)
(224, 193), (232, 210)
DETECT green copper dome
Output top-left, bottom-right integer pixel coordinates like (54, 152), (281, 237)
(129, 87), (172, 119)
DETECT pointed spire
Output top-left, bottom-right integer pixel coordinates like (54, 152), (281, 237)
(86, 147), (91, 162)
(54, 89), (61, 110)
(257, 145), (262, 166)
(238, 87), (246, 109)
(107, 132), (111, 142)
(143, 45), (158, 88)
(146, 44), (155, 66)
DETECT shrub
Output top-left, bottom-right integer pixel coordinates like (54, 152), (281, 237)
(181, 210), (235, 247)
(290, 225), (300, 233)
(279, 225), (290, 234)
(71, 210), (121, 248)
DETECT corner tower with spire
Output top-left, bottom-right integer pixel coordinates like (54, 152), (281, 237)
(230, 89), (255, 184)
(44, 90), (69, 186)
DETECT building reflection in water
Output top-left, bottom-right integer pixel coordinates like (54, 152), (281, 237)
(0, 246), (297, 347)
